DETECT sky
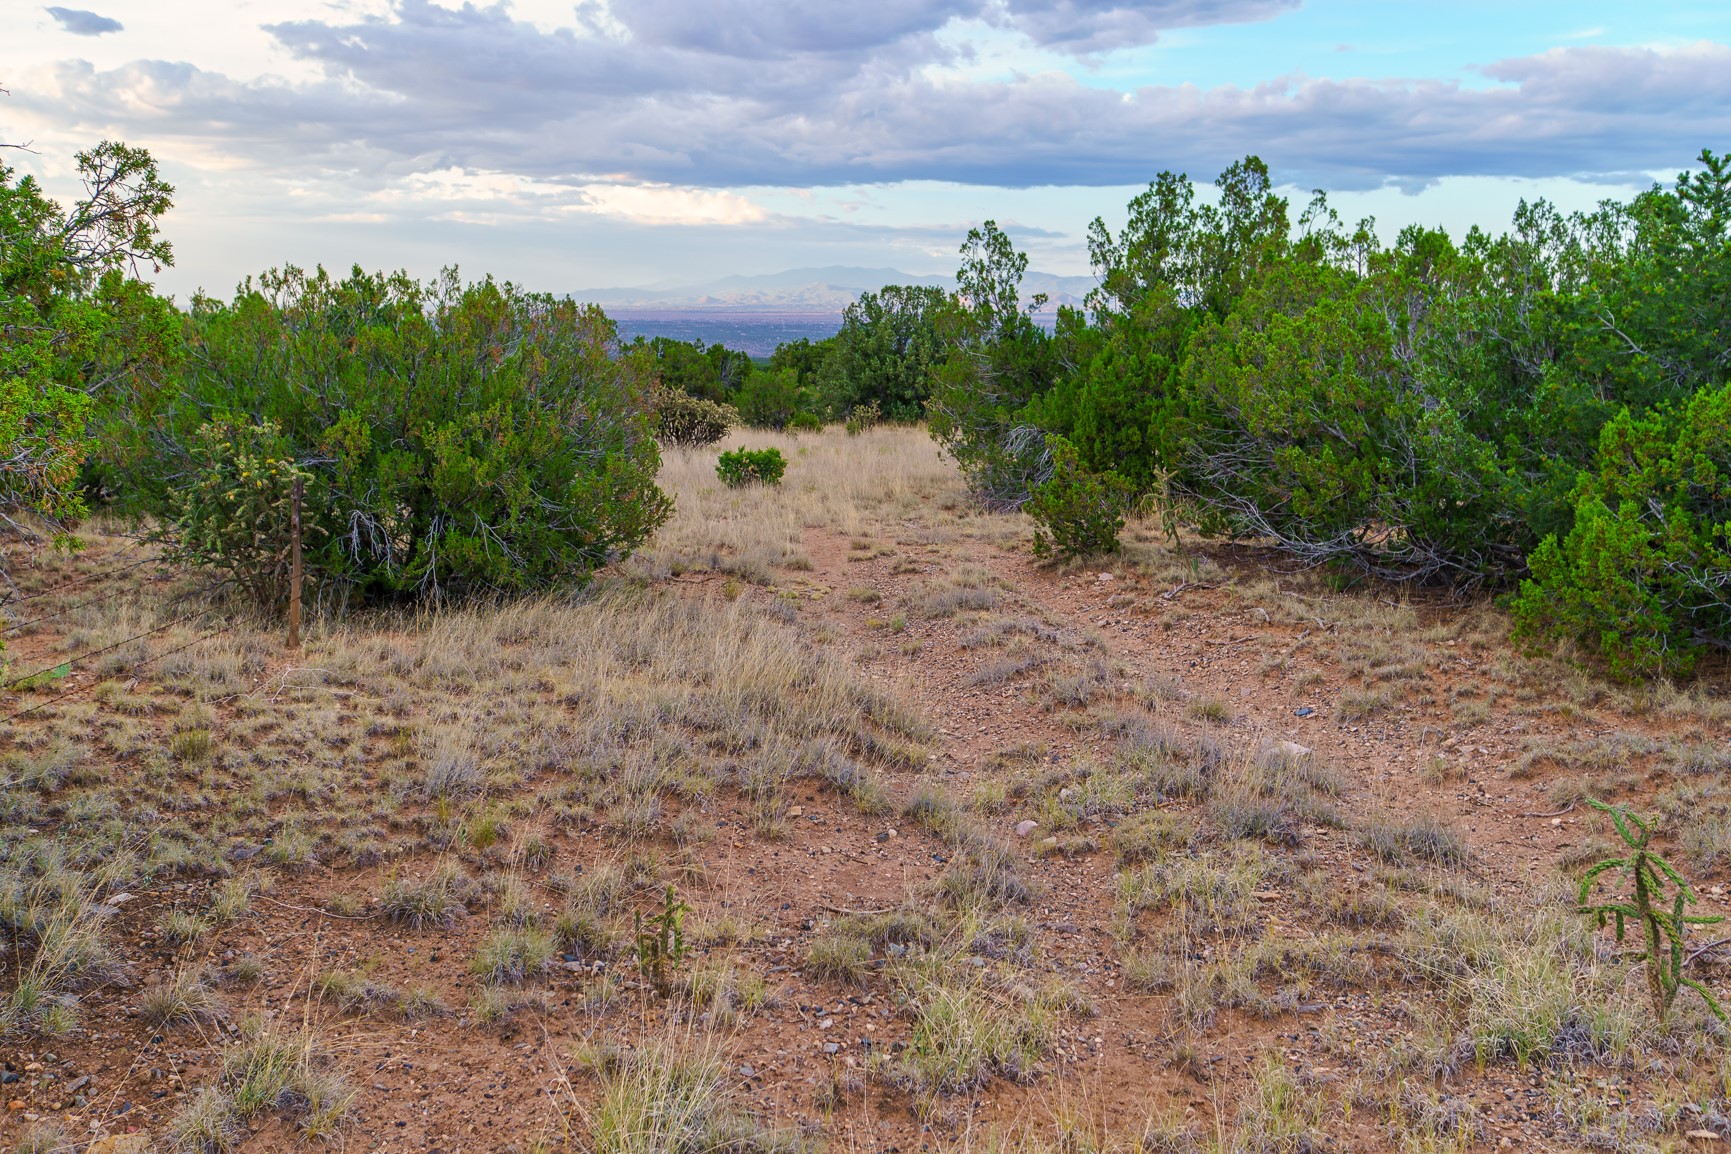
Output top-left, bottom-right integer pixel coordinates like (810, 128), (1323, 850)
(5, 0), (1731, 301)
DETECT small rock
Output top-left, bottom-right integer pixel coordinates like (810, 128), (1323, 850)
(65, 1076), (89, 1094)
(787, 806), (803, 818)
(108, 893), (135, 905)
(1014, 820), (1039, 838)
(875, 831), (890, 843)
(87, 1136), (154, 1154)
(1096, 573), (1114, 582)
(738, 1065), (755, 1079)
(1058, 787), (1075, 801)
(1294, 706), (1316, 718)
(1685, 1132), (1719, 1141)
(819, 1018), (834, 1030)
(1275, 740), (1312, 758)
(822, 1043), (840, 1055)
(1038, 837), (1059, 852)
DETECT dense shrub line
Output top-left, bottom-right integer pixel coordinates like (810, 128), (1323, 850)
(8, 132), (1730, 675)
(925, 151), (1731, 678)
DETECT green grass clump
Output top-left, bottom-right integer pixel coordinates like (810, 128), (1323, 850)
(1359, 815), (1468, 869)
(471, 926), (557, 985)
(315, 970), (445, 1018)
(1117, 849), (1265, 938)
(158, 908), (212, 947)
(1111, 810), (1199, 866)
(139, 967), (227, 1028)
(170, 1028), (356, 1147)
(806, 930), (872, 986)
(583, 1042), (805, 1154)
(887, 973), (1059, 1100)
(379, 863), (469, 929)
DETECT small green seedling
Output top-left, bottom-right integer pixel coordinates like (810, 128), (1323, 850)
(634, 885), (690, 995)
(1578, 799), (1726, 1024)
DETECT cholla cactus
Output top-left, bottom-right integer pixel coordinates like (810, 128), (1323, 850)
(1578, 799), (1726, 1024)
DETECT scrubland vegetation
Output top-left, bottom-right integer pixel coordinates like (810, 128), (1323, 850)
(4, 132), (1731, 1153)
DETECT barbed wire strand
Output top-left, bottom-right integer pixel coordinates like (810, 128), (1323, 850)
(1, 576), (228, 638)
(3, 583), (150, 637)
(1, 605), (222, 694)
(0, 554), (167, 608)
(0, 622), (234, 726)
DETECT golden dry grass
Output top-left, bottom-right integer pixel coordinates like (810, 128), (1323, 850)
(632, 424), (997, 583)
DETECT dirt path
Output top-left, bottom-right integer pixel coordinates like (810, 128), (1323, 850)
(760, 522), (1731, 1148)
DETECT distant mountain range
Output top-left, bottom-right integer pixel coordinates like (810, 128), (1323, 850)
(571, 265), (1095, 315)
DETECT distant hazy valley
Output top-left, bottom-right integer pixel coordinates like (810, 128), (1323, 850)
(573, 265), (1095, 315)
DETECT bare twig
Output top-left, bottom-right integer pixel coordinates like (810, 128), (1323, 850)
(1687, 936), (1731, 965)
(256, 895), (378, 921)
(817, 902), (895, 917)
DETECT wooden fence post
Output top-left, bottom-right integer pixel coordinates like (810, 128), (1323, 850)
(287, 475), (303, 650)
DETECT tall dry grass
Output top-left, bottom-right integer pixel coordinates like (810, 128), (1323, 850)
(632, 424), (974, 582)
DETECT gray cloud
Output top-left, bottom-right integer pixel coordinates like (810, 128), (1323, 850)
(32, 2), (1731, 195)
(45, 6), (122, 35)
(1000, 0), (1299, 54)
(621, 0), (976, 57)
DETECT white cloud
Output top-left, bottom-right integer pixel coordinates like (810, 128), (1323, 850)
(568, 184), (768, 225)
(380, 165), (769, 225)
